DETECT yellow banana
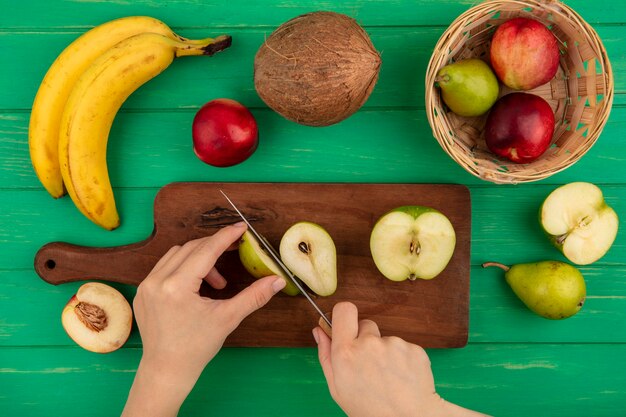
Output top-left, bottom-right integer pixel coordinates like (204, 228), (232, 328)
(29, 16), (192, 199)
(59, 33), (231, 230)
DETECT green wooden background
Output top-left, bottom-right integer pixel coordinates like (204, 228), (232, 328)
(1, 0), (625, 415)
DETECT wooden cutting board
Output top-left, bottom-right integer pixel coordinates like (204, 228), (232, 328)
(35, 182), (471, 348)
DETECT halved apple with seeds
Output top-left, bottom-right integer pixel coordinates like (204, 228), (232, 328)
(370, 206), (456, 281)
(61, 282), (132, 353)
(541, 182), (619, 265)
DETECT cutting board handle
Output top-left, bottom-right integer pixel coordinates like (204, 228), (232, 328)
(34, 239), (159, 286)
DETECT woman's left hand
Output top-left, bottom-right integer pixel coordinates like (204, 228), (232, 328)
(122, 222), (286, 417)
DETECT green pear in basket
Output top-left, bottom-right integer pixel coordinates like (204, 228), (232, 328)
(435, 59), (499, 117)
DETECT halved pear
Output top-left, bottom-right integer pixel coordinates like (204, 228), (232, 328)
(540, 182), (619, 265)
(370, 206), (456, 281)
(238, 230), (299, 295)
(279, 222), (337, 296)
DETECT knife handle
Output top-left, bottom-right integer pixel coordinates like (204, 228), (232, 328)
(318, 316), (332, 339)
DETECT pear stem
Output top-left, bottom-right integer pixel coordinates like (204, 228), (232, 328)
(481, 262), (510, 272)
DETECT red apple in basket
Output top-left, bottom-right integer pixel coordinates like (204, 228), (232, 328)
(484, 93), (555, 163)
(490, 17), (560, 90)
(192, 99), (259, 167)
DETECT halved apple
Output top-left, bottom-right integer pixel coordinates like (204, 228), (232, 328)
(279, 222), (337, 297)
(370, 206), (456, 281)
(541, 182), (619, 265)
(61, 282), (132, 353)
(239, 230), (299, 295)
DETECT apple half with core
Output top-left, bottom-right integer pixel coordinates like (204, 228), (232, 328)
(280, 222), (337, 297)
(540, 182), (619, 265)
(61, 282), (132, 353)
(239, 230), (299, 295)
(370, 206), (456, 281)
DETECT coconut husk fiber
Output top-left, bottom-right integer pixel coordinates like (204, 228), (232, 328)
(254, 11), (381, 127)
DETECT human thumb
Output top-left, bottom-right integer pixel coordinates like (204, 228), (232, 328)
(224, 275), (286, 329)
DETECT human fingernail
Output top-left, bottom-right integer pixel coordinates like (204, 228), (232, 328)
(233, 221), (246, 228)
(312, 328), (320, 344)
(271, 277), (286, 294)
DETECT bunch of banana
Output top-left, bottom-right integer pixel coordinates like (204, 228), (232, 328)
(29, 16), (231, 229)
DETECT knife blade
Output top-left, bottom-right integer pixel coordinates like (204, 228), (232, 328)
(220, 190), (333, 329)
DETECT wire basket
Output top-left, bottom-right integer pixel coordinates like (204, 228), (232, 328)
(425, 0), (613, 184)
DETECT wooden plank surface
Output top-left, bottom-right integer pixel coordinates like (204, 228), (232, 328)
(2, 0), (625, 27)
(2, 25), (625, 111)
(1, 109), (626, 190)
(1, 0), (625, 415)
(1, 185), (623, 270)
(2, 264), (625, 346)
(1, 344), (625, 417)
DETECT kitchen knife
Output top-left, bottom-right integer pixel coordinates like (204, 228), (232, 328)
(220, 190), (333, 334)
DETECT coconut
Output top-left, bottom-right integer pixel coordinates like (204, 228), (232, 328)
(254, 11), (381, 127)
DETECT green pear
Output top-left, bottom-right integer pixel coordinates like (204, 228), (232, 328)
(279, 222), (337, 297)
(540, 182), (619, 265)
(370, 206), (456, 281)
(238, 230), (299, 296)
(483, 261), (586, 319)
(436, 58), (499, 117)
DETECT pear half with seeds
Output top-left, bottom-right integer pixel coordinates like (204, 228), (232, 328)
(239, 230), (299, 296)
(279, 222), (337, 297)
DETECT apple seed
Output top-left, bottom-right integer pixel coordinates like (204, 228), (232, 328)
(578, 215), (592, 229)
(409, 240), (421, 255)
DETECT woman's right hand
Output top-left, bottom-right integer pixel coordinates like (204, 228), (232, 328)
(313, 302), (489, 417)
